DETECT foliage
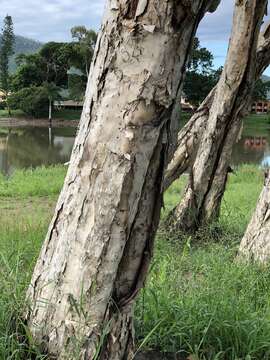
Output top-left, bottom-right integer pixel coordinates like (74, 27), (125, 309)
(71, 26), (97, 76)
(9, 86), (50, 117)
(11, 28), (97, 95)
(183, 38), (221, 106)
(68, 73), (86, 101)
(252, 78), (270, 101)
(10, 26), (97, 109)
(0, 15), (15, 91)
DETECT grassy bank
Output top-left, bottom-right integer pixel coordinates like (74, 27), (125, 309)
(0, 165), (269, 359)
(0, 108), (81, 121)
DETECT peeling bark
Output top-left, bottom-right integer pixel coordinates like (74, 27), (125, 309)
(25, 0), (219, 358)
(238, 171), (270, 264)
(166, 0), (268, 232)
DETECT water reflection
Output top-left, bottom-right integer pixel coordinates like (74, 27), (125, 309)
(0, 127), (76, 175)
(232, 117), (270, 167)
(1, 117), (270, 175)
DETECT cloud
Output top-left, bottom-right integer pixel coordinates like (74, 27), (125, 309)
(0, 0), (269, 74)
(0, 0), (106, 42)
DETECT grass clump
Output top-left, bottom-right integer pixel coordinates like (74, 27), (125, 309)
(0, 165), (66, 198)
(136, 237), (270, 359)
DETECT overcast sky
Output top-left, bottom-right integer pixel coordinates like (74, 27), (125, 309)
(0, 0), (269, 75)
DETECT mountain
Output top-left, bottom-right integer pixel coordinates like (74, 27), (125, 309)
(261, 74), (270, 83)
(0, 35), (43, 73)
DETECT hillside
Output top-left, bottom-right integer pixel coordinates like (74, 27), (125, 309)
(0, 35), (43, 72)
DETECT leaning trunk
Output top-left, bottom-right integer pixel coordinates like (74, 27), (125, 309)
(197, 25), (270, 222)
(25, 1), (219, 359)
(166, 0), (268, 233)
(164, 23), (270, 193)
(238, 170), (270, 264)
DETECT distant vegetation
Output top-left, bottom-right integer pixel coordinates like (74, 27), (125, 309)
(0, 15), (97, 119)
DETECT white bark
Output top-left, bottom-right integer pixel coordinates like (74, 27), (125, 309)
(239, 171), (270, 264)
(25, 1), (219, 358)
(166, 0), (268, 232)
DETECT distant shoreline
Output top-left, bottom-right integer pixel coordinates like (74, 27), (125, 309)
(0, 117), (79, 128)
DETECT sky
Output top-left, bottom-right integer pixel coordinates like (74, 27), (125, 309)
(0, 0), (269, 75)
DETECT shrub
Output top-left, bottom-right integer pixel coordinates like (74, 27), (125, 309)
(9, 86), (48, 117)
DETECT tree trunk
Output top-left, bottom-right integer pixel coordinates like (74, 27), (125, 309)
(197, 24), (270, 223)
(49, 98), (52, 125)
(166, 0), (268, 233)
(25, 1), (219, 359)
(163, 87), (216, 191)
(164, 24), (270, 193)
(238, 170), (270, 264)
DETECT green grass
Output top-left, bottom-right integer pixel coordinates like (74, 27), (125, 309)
(0, 108), (81, 121)
(0, 165), (67, 198)
(0, 165), (270, 359)
(53, 108), (81, 121)
(0, 109), (25, 118)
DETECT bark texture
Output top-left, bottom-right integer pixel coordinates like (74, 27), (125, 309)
(238, 171), (270, 264)
(25, 1), (219, 359)
(167, 0), (268, 232)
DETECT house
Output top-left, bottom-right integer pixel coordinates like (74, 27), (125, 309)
(252, 100), (270, 114)
(181, 95), (196, 112)
(0, 90), (6, 103)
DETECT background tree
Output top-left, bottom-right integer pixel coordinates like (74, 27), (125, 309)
(183, 38), (221, 106)
(10, 30), (97, 112)
(71, 26), (97, 77)
(0, 15), (15, 115)
(42, 82), (62, 123)
(252, 78), (270, 101)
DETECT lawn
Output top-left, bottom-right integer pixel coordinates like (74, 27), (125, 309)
(0, 109), (25, 118)
(0, 165), (270, 359)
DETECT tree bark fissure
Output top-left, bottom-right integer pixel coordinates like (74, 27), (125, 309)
(25, 1), (220, 359)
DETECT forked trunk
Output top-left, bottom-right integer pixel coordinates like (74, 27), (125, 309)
(166, 0), (268, 233)
(25, 1), (219, 359)
(238, 170), (270, 264)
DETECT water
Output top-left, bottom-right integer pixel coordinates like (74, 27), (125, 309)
(232, 116), (270, 167)
(0, 116), (269, 175)
(0, 127), (76, 175)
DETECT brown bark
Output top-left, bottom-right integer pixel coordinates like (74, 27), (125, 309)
(166, 0), (268, 232)
(238, 170), (270, 264)
(25, 1), (219, 359)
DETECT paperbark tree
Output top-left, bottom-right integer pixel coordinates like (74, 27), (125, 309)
(25, 1), (220, 359)
(166, 0), (268, 232)
(238, 171), (270, 264)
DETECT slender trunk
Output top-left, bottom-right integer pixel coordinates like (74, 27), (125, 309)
(163, 87), (216, 191)
(238, 170), (270, 264)
(25, 1), (219, 359)
(166, 0), (268, 233)
(49, 98), (52, 124)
